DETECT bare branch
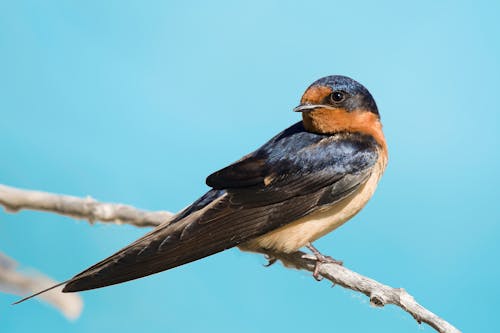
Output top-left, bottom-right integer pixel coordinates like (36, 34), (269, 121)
(0, 184), (173, 227)
(265, 250), (460, 333)
(0, 253), (83, 320)
(0, 184), (460, 332)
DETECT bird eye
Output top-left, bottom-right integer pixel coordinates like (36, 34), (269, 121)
(330, 91), (345, 103)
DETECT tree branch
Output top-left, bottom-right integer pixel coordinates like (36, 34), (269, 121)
(0, 252), (83, 320)
(265, 250), (459, 333)
(0, 184), (460, 332)
(0, 184), (173, 227)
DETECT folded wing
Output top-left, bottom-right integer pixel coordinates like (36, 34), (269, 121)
(63, 123), (379, 292)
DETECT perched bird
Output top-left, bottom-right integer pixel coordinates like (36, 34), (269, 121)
(17, 75), (387, 302)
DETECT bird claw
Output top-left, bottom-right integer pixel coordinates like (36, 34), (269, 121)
(263, 255), (277, 267)
(306, 242), (343, 281)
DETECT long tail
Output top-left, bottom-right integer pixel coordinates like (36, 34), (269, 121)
(12, 280), (69, 305)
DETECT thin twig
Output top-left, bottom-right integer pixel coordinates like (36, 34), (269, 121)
(0, 184), (460, 332)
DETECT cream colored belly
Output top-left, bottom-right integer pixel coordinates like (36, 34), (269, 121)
(240, 157), (386, 253)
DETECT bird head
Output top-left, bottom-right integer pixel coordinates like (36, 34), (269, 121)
(294, 75), (381, 136)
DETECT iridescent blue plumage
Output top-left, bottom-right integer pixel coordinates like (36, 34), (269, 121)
(165, 120), (380, 227)
(207, 121), (378, 191)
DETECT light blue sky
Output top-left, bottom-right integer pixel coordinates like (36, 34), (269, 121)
(1, 1), (499, 332)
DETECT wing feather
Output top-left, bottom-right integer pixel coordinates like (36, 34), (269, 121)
(63, 123), (379, 292)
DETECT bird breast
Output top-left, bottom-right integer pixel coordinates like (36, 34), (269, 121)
(240, 153), (387, 254)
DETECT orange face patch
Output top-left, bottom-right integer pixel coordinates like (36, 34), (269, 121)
(300, 86), (332, 104)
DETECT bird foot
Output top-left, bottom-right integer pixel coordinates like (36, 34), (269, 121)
(263, 255), (277, 267)
(306, 243), (343, 281)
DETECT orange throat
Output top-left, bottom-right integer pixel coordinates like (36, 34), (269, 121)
(302, 108), (387, 158)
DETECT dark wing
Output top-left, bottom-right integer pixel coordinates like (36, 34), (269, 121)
(62, 123), (379, 292)
(207, 123), (377, 205)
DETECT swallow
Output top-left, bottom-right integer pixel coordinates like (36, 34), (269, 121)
(16, 75), (387, 303)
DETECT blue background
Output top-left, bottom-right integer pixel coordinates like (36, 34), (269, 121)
(1, 1), (499, 332)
